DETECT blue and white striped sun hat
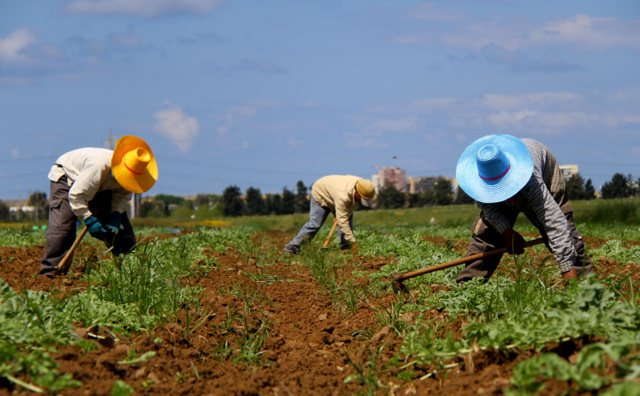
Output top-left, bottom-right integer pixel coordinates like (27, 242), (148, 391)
(455, 134), (534, 204)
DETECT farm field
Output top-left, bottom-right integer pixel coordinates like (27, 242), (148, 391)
(0, 200), (639, 395)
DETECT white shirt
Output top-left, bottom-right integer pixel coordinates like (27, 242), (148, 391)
(48, 148), (132, 220)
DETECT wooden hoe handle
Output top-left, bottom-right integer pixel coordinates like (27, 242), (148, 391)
(322, 219), (339, 249)
(57, 226), (89, 274)
(393, 237), (545, 283)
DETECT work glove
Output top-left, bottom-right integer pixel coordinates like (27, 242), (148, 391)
(502, 229), (525, 255)
(109, 211), (123, 232)
(85, 215), (118, 241)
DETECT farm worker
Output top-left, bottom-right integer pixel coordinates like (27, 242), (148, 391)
(284, 175), (376, 255)
(39, 135), (158, 277)
(454, 134), (592, 283)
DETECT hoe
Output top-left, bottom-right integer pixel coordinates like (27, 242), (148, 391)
(56, 226), (89, 274)
(321, 219), (338, 250)
(391, 237), (545, 293)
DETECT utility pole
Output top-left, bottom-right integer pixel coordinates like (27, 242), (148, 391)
(108, 129), (115, 149)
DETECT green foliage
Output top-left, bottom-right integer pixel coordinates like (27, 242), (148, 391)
(589, 199), (640, 224)
(508, 341), (640, 394)
(591, 240), (640, 265)
(0, 280), (81, 392)
(463, 278), (640, 350)
(112, 380), (135, 396)
(84, 236), (206, 325)
(0, 228), (45, 247)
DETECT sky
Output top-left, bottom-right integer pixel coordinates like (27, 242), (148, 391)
(1, 0), (639, 200)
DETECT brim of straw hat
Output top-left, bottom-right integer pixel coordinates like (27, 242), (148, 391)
(455, 134), (533, 204)
(111, 135), (158, 193)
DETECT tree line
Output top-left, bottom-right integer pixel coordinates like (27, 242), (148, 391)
(0, 172), (637, 221)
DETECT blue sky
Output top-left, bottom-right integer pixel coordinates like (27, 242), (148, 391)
(1, 0), (639, 200)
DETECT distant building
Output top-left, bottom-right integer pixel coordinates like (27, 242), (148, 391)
(559, 164), (579, 180)
(407, 176), (438, 194)
(374, 167), (407, 192)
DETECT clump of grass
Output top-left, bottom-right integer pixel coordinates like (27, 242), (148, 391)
(582, 198), (640, 225)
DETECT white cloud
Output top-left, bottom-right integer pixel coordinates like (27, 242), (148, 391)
(66, 0), (223, 17)
(370, 117), (421, 133)
(396, 12), (640, 52)
(0, 28), (37, 62)
(154, 103), (200, 152)
(482, 92), (582, 110)
(487, 110), (592, 133)
(216, 105), (258, 138)
(530, 14), (640, 49)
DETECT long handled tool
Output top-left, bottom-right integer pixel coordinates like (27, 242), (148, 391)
(56, 226), (89, 274)
(321, 219), (339, 250)
(391, 237), (545, 293)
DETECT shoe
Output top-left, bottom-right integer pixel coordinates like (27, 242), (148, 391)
(284, 245), (300, 255)
(38, 268), (59, 278)
(573, 265), (593, 277)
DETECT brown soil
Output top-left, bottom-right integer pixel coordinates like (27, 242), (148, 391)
(0, 231), (637, 395)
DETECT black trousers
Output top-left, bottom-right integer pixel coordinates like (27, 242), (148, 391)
(40, 178), (136, 274)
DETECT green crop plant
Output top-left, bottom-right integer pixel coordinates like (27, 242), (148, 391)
(507, 340), (640, 394)
(463, 278), (640, 350)
(63, 290), (152, 333)
(0, 280), (81, 392)
(376, 295), (410, 336)
(343, 345), (388, 395)
(85, 235), (205, 324)
(0, 227), (44, 247)
(111, 380), (135, 396)
(212, 283), (272, 366)
(591, 240), (640, 266)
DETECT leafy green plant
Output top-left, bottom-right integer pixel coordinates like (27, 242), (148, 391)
(508, 341), (640, 394)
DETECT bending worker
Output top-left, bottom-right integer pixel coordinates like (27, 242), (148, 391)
(40, 135), (158, 277)
(455, 134), (592, 283)
(284, 175), (375, 255)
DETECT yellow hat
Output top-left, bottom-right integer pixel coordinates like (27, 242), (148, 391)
(356, 179), (375, 200)
(111, 135), (158, 193)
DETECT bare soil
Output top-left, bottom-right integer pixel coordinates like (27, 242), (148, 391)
(0, 231), (637, 395)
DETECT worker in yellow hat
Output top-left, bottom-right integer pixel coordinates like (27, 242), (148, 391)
(40, 136), (158, 277)
(284, 175), (375, 255)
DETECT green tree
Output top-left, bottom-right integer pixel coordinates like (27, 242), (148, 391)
(222, 185), (246, 216)
(407, 193), (422, 208)
(584, 179), (596, 200)
(601, 173), (633, 199)
(245, 187), (266, 215)
(454, 186), (474, 204)
(377, 184), (405, 209)
(139, 200), (165, 218)
(295, 180), (310, 213)
(565, 173), (587, 200)
(432, 177), (453, 205)
(194, 194), (219, 208)
(0, 200), (9, 221)
(28, 191), (48, 222)
(280, 187), (296, 214)
(153, 194), (186, 216)
(265, 194), (281, 214)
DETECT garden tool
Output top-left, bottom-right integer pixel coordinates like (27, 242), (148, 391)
(321, 219), (339, 251)
(391, 237), (544, 293)
(56, 226), (89, 274)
